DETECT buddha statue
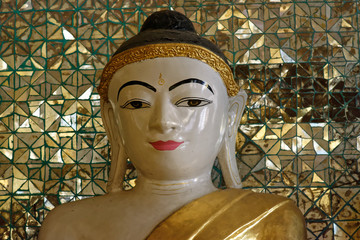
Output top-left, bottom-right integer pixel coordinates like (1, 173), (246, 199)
(39, 10), (306, 240)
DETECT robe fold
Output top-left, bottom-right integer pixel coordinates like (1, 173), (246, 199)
(147, 189), (306, 240)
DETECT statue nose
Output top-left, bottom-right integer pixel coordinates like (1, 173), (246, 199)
(149, 100), (181, 133)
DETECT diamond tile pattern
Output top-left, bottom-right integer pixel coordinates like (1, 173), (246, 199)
(0, 0), (359, 239)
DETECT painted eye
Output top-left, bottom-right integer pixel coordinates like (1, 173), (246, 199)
(120, 99), (151, 109)
(187, 99), (202, 107)
(175, 97), (212, 107)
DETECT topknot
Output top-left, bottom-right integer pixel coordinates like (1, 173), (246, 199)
(140, 10), (196, 33)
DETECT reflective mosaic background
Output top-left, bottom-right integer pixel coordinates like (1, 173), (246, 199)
(0, 0), (359, 239)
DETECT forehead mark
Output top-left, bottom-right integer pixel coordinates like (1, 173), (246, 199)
(117, 80), (157, 100)
(169, 78), (214, 95)
(158, 73), (165, 86)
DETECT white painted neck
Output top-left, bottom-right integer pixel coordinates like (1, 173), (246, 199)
(133, 173), (217, 197)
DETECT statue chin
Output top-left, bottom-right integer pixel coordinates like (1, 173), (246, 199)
(39, 10), (306, 240)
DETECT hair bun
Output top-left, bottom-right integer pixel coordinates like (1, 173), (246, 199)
(140, 10), (196, 33)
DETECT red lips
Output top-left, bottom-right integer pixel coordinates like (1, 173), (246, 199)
(149, 141), (184, 151)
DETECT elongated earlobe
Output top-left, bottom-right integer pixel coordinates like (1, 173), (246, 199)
(101, 99), (128, 193)
(107, 146), (127, 193)
(218, 90), (247, 189)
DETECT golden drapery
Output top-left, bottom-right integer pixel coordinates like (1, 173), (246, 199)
(147, 189), (306, 240)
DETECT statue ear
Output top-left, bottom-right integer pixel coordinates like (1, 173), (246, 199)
(101, 99), (127, 193)
(228, 90), (247, 138)
(218, 90), (247, 189)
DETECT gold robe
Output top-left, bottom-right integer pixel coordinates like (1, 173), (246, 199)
(147, 189), (306, 240)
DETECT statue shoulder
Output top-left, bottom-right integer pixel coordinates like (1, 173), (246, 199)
(38, 195), (112, 240)
(148, 189), (306, 240)
(242, 190), (306, 239)
(221, 189), (306, 240)
(39, 200), (82, 240)
(235, 189), (300, 211)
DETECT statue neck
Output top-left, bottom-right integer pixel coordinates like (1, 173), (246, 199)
(133, 173), (217, 197)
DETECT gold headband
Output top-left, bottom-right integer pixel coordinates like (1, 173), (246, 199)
(98, 43), (240, 102)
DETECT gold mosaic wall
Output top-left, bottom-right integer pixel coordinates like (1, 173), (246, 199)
(0, 0), (359, 239)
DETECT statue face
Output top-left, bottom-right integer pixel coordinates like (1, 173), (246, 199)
(107, 57), (229, 181)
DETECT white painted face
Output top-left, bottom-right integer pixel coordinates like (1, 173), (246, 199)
(107, 57), (229, 181)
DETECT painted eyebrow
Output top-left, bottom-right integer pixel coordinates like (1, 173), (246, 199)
(168, 78), (214, 94)
(117, 80), (157, 100)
